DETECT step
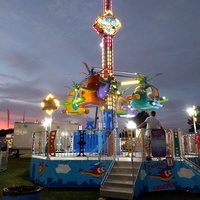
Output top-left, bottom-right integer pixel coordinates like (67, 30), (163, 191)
(103, 179), (134, 189)
(114, 160), (140, 165)
(120, 152), (142, 158)
(113, 162), (141, 170)
(100, 186), (133, 200)
(100, 160), (141, 200)
(111, 167), (139, 175)
(117, 156), (142, 162)
(114, 161), (141, 169)
(107, 173), (136, 182)
(132, 157), (143, 162)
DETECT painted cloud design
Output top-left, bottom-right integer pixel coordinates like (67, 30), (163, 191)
(178, 168), (195, 178)
(56, 164), (71, 174)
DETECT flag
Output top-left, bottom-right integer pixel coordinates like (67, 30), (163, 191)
(7, 109), (10, 128)
(23, 111), (25, 123)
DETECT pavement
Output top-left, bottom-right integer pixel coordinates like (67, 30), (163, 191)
(139, 191), (200, 200)
(98, 190), (200, 200)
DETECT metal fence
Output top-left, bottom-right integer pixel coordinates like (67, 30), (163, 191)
(31, 128), (200, 165)
(0, 151), (8, 172)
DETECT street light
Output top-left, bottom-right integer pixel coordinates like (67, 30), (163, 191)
(42, 117), (52, 131)
(187, 105), (197, 133)
(126, 120), (136, 130)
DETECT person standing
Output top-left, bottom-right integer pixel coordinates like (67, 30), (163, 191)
(137, 110), (163, 160)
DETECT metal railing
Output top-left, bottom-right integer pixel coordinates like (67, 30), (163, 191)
(31, 128), (200, 166)
(32, 129), (117, 159)
(181, 132), (200, 167)
(0, 151), (8, 172)
(131, 128), (145, 162)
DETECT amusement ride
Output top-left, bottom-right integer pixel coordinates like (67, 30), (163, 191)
(30, 1), (200, 200)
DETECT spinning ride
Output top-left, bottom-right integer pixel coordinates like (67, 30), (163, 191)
(30, 0), (169, 194)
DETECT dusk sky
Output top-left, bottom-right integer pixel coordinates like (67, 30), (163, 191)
(0, 0), (200, 132)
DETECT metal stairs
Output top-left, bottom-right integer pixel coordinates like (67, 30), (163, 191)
(100, 159), (142, 200)
(100, 136), (143, 200)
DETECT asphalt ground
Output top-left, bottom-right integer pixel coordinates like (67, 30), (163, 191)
(138, 190), (200, 200)
(105, 190), (200, 200)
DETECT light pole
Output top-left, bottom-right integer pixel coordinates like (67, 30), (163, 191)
(41, 93), (59, 131)
(42, 117), (52, 156)
(125, 120), (136, 157)
(41, 94), (59, 158)
(187, 105), (197, 133)
(42, 117), (52, 132)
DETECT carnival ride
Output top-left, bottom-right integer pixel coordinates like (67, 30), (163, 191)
(60, 82), (90, 116)
(60, 62), (168, 119)
(30, 1), (200, 200)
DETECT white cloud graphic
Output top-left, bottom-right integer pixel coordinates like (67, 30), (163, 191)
(178, 168), (195, 179)
(56, 164), (71, 174)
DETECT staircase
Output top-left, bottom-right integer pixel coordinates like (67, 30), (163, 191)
(100, 131), (144, 200)
(100, 158), (142, 200)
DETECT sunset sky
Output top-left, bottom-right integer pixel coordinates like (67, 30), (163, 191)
(0, 0), (200, 132)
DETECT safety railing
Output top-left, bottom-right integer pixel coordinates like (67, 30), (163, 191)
(32, 128), (118, 159)
(32, 131), (47, 155)
(131, 128), (145, 162)
(98, 130), (116, 185)
(181, 132), (200, 167)
(31, 127), (200, 165)
(0, 151), (8, 172)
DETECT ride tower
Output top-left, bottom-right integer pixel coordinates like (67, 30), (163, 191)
(93, 0), (122, 154)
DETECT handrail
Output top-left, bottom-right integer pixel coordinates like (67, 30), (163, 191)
(100, 159), (115, 186)
(97, 130), (116, 185)
(86, 145), (98, 159)
(98, 129), (116, 161)
(131, 128), (147, 162)
(184, 157), (200, 169)
(131, 129), (144, 163)
(181, 133), (200, 167)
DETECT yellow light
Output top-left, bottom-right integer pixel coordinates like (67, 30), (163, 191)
(46, 110), (53, 115)
(120, 79), (140, 86)
(54, 99), (60, 107)
(45, 93), (54, 100)
(41, 93), (60, 115)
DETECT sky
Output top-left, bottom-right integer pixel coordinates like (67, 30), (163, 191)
(0, 0), (200, 132)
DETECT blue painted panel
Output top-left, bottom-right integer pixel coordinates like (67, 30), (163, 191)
(30, 157), (112, 188)
(73, 131), (106, 153)
(134, 160), (200, 199)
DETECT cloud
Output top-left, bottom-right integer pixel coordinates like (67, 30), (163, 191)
(56, 164), (71, 174)
(177, 168), (195, 179)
